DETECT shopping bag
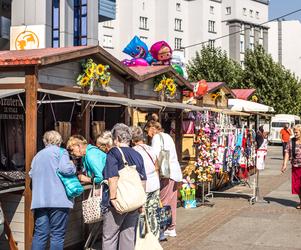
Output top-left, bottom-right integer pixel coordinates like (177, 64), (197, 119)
(157, 205), (172, 230)
(82, 182), (103, 224)
(135, 214), (162, 250)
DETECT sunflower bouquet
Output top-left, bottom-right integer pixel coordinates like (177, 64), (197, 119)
(154, 75), (177, 99)
(76, 59), (111, 94)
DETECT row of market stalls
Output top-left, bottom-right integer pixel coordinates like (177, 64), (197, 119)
(0, 46), (274, 250)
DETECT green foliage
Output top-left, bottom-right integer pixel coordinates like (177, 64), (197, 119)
(187, 45), (301, 115)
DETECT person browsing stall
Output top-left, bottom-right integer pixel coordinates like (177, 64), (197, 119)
(67, 135), (106, 184)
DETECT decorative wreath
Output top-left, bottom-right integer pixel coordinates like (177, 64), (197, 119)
(154, 75), (177, 99)
(76, 59), (111, 94)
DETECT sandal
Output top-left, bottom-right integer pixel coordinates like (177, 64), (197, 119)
(296, 204), (301, 209)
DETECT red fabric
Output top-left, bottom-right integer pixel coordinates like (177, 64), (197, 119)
(292, 167), (301, 194)
(280, 128), (291, 143)
(160, 178), (177, 230)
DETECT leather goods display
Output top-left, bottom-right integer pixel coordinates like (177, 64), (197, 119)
(82, 182), (103, 224)
(114, 147), (146, 214)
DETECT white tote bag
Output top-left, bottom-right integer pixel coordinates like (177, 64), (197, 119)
(158, 133), (171, 178)
(135, 214), (163, 250)
(82, 182), (103, 224)
(115, 147), (146, 214)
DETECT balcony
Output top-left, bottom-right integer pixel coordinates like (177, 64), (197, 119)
(99, 0), (116, 22)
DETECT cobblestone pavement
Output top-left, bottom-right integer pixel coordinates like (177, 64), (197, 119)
(162, 146), (301, 250)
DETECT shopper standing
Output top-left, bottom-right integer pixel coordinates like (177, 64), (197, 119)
(145, 121), (182, 237)
(131, 126), (161, 238)
(30, 131), (76, 250)
(280, 123), (292, 158)
(281, 124), (301, 209)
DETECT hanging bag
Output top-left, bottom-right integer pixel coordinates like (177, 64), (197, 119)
(114, 147), (146, 214)
(135, 214), (163, 250)
(158, 133), (171, 178)
(82, 182), (103, 224)
(56, 148), (84, 199)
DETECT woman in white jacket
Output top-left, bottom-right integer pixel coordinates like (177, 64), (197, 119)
(145, 120), (182, 237)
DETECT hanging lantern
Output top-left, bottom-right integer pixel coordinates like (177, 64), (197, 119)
(194, 79), (208, 97)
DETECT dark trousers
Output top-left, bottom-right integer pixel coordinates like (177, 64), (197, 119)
(31, 208), (69, 250)
(282, 142), (288, 158)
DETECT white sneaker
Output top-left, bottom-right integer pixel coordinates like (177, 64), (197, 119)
(164, 229), (177, 237)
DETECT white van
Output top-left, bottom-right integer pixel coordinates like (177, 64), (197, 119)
(269, 114), (300, 144)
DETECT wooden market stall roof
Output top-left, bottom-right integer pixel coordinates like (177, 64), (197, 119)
(0, 46), (192, 90)
(232, 88), (256, 100)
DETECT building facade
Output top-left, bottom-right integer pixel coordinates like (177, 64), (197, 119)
(268, 20), (301, 78)
(98, 0), (269, 65)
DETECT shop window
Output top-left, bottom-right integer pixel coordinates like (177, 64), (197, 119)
(52, 0), (60, 48)
(139, 16), (148, 30)
(74, 0), (87, 46)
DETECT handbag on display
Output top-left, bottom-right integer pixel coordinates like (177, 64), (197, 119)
(82, 182), (103, 224)
(135, 214), (163, 250)
(157, 203), (172, 230)
(114, 147), (146, 214)
(158, 133), (171, 178)
(57, 148), (84, 199)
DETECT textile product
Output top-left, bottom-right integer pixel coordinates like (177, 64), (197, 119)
(285, 142), (301, 168)
(292, 167), (301, 194)
(135, 214), (163, 250)
(82, 183), (102, 224)
(160, 178), (177, 230)
(158, 133), (171, 178)
(102, 207), (139, 250)
(82, 144), (107, 184)
(133, 144), (160, 193)
(31, 208), (69, 250)
(157, 205), (172, 230)
(30, 145), (76, 209)
(114, 147), (146, 214)
(151, 133), (182, 182)
(182, 120), (194, 134)
(145, 190), (160, 238)
(256, 140), (268, 170)
(280, 128), (292, 143)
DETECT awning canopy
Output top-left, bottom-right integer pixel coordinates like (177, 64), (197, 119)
(38, 89), (160, 109)
(228, 99), (275, 113)
(142, 100), (205, 112)
(0, 89), (25, 99)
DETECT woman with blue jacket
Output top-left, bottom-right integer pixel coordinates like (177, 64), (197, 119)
(67, 135), (106, 184)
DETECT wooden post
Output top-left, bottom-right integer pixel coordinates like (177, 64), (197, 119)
(81, 101), (90, 140)
(24, 67), (38, 250)
(175, 110), (183, 162)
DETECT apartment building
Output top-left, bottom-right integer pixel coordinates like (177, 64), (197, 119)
(99, 0), (269, 65)
(0, 0), (116, 50)
(268, 20), (301, 79)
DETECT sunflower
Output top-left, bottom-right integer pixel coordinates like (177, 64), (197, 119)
(154, 83), (164, 92)
(96, 64), (105, 76)
(211, 94), (217, 101)
(159, 79), (166, 86)
(167, 82), (176, 92)
(85, 64), (95, 78)
(251, 95), (258, 102)
(80, 76), (90, 87)
(165, 78), (174, 86)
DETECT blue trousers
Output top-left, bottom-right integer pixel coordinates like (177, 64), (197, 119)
(31, 208), (69, 250)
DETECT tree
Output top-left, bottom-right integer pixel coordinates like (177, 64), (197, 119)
(243, 46), (301, 114)
(186, 45), (244, 86)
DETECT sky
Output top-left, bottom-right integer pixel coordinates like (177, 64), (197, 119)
(269, 0), (301, 21)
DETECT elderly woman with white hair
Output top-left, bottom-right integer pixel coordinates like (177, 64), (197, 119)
(96, 130), (113, 153)
(102, 123), (147, 250)
(30, 130), (76, 250)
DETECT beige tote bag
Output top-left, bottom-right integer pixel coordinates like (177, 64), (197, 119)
(115, 147), (146, 214)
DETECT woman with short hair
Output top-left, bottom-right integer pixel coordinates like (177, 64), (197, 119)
(30, 130), (76, 250)
(102, 123), (147, 250)
(67, 134), (106, 184)
(281, 124), (301, 209)
(96, 131), (113, 153)
(131, 126), (160, 238)
(145, 120), (182, 237)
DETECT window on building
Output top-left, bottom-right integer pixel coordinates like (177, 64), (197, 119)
(209, 39), (215, 48)
(174, 38), (182, 50)
(103, 21), (114, 28)
(139, 16), (148, 30)
(241, 23), (245, 34)
(240, 34), (244, 53)
(259, 28), (263, 45)
(249, 9), (253, 17)
(140, 36), (148, 42)
(243, 8), (247, 16)
(226, 7), (231, 15)
(256, 11), (259, 19)
(250, 36), (254, 50)
(176, 3), (181, 11)
(74, 0), (87, 46)
(103, 35), (113, 48)
(52, 0), (60, 48)
(175, 19), (182, 31)
(210, 6), (214, 14)
(208, 20), (215, 33)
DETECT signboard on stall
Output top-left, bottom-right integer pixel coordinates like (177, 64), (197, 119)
(0, 98), (24, 120)
(10, 25), (46, 50)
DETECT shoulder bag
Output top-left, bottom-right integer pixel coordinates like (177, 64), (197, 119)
(114, 147), (146, 214)
(82, 182), (103, 224)
(56, 148), (84, 199)
(158, 133), (170, 178)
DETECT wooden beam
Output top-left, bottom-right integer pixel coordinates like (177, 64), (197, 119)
(175, 110), (183, 161)
(24, 67), (38, 250)
(81, 101), (90, 140)
(0, 83), (25, 89)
